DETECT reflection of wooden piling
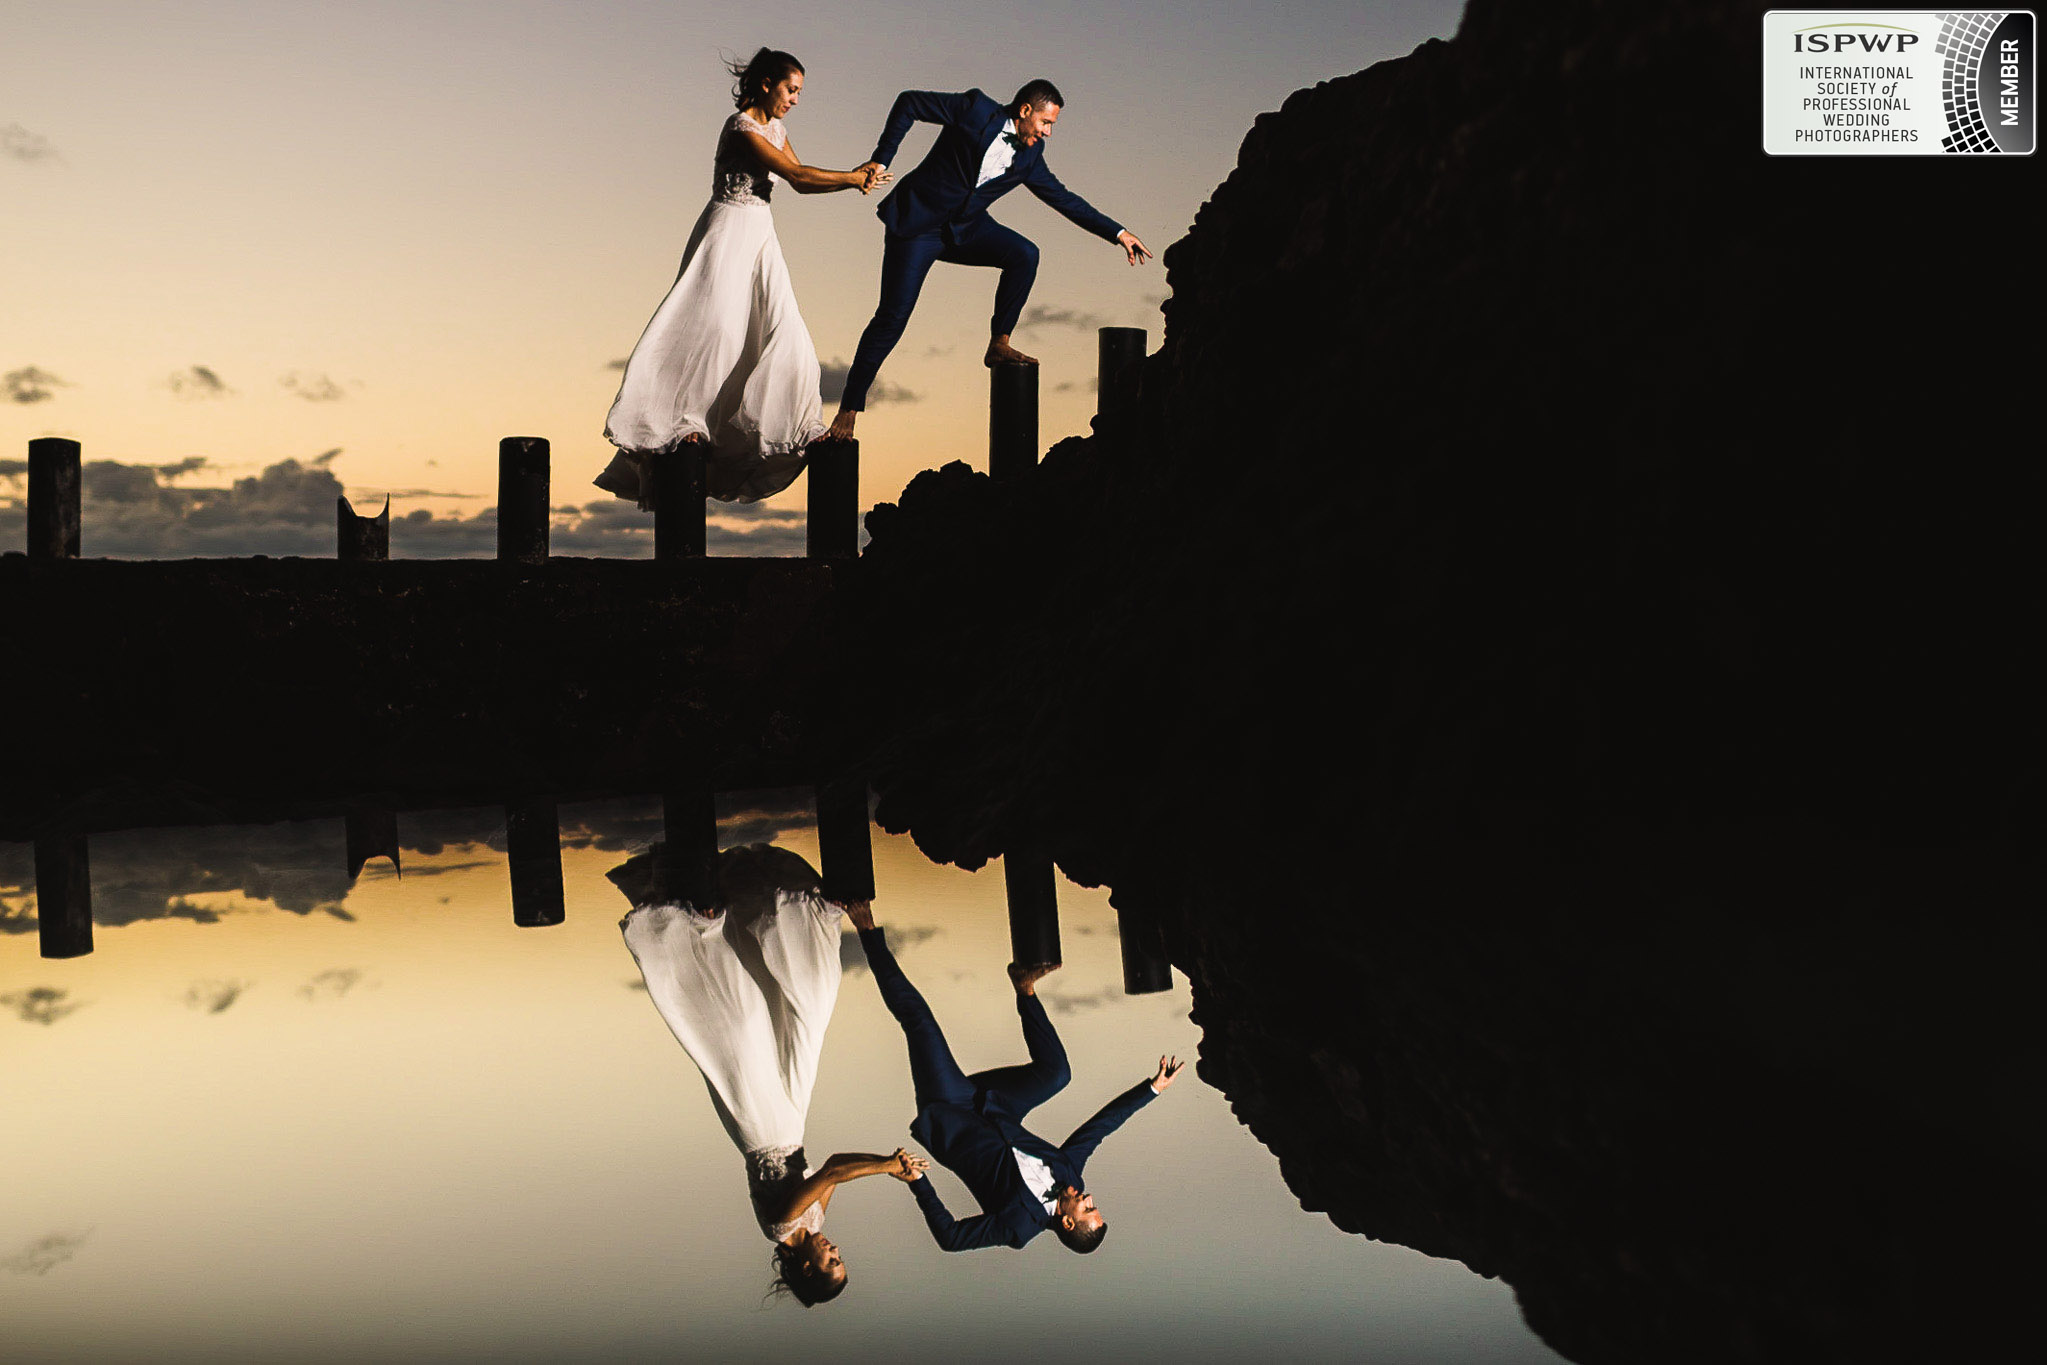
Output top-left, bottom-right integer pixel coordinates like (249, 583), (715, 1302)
(336, 495), (390, 561)
(28, 437), (82, 560)
(1116, 902), (1173, 995)
(989, 365), (1039, 481)
(35, 833), (92, 959)
(497, 436), (551, 564)
(1004, 851), (1060, 966)
(653, 448), (708, 560)
(655, 786), (719, 908)
(816, 776), (876, 903)
(505, 797), (565, 927)
(1097, 327), (1147, 426)
(344, 807), (400, 883)
(806, 439), (860, 560)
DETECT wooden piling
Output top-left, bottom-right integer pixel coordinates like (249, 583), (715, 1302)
(505, 797), (565, 927)
(1004, 850), (1061, 966)
(27, 437), (82, 560)
(654, 786), (720, 908)
(989, 365), (1039, 481)
(1097, 327), (1147, 425)
(344, 806), (400, 883)
(35, 833), (92, 959)
(337, 495), (390, 562)
(497, 437), (550, 564)
(806, 439), (860, 560)
(1116, 902), (1173, 995)
(816, 775), (876, 903)
(653, 448), (708, 560)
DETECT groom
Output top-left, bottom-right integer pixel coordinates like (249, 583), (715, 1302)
(825, 80), (1152, 440)
(848, 901), (1183, 1253)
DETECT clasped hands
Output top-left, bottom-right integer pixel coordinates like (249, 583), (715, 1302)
(886, 1147), (929, 1182)
(853, 162), (893, 194)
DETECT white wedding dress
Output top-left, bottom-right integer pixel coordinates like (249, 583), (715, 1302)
(619, 843), (844, 1241)
(598, 111), (827, 505)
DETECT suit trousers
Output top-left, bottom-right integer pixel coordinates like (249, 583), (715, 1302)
(839, 217), (1041, 412)
(859, 926), (1070, 1118)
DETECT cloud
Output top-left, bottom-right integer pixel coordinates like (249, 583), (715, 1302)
(5, 1231), (92, 1277)
(1040, 987), (1119, 1016)
(5, 366), (70, 403)
(184, 979), (251, 1014)
(1018, 305), (1107, 332)
(1, 123), (58, 163)
(1, 987), (87, 1025)
(279, 371), (347, 402)
(300, 967), (368, 1000)
(81, 822), (355, 926)
(839, 925), (940, 975)
(818, 358), (919, 406)
(1053, 378), (1100, 394)
(2, 446), (828, 558)
(167, 365), (232, 399)
(606, 358), (629, 371)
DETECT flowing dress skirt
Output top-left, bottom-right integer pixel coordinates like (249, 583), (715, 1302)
(619, 844), (843, 1238)
(599, 200), (827, 504)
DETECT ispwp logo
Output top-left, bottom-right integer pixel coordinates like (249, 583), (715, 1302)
(1793, 21), (1923, 52)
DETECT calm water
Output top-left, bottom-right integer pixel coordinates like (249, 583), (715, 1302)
(2, 792), (1565, 1363)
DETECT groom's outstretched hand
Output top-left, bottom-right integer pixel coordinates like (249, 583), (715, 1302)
(1150, 1055), (1185, 1093)
(855, 161), (890, 194)
(1117, 230), (1152, 266)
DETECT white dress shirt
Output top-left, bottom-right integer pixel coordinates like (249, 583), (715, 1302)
(1011, 1146), (1059, 1214)
(977, 119), (1021, 188)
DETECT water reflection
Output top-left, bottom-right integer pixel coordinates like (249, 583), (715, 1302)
(854, 905), (1179, 1255)
(1, 790), (1562, 1363)
(614, 841), (906, 1306)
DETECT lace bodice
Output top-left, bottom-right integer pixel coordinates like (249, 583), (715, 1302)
(713, 112), (784, 205)
(748, 1143), (823, 1241)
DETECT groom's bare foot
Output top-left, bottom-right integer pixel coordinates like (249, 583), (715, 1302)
(1007, 961), (1061, 996)
(825, 408), (859, 441)
(681, 431), (706, 445)
(984, 336), (1038, 367)
(845, 900), (876, 932)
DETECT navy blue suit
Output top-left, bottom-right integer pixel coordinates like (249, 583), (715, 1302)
(859, 926), (1157, 1251)
(838, 88), (1126, 412)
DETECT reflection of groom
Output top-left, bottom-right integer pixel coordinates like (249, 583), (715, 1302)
(848, 902), (1183, 1253)
(825, 80), (1152, 441)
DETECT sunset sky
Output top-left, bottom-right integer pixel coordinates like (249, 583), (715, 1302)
(3, 1), (1466, 556)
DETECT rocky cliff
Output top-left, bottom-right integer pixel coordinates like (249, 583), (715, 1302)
(852, 2), (2041, 1360)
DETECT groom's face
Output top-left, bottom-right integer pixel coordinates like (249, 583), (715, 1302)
(1015, 101), (1060, 146)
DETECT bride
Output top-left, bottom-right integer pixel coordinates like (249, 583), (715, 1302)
(597, 48), (888, 507)
(615, 841), (924, 1306)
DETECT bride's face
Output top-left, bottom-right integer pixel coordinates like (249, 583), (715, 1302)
(763, 72), (803, 119)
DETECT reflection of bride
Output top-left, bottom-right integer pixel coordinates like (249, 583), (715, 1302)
(614, 842), (921, 1306)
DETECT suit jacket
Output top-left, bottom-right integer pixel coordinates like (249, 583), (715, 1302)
(867, 88), (1123, 244)
(907, 1078), (1157, 1251)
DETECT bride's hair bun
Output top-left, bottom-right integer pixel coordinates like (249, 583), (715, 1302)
(726, 47), (805, 111)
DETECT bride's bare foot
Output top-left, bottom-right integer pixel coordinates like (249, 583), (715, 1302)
(825, 408), (858, 441)
(681, 431), (706, 445)
(984, 335), (1038, 367)
(1007, 961), (1060, 996)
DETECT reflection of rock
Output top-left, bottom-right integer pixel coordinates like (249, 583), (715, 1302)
(851, 2), (2041, 1361)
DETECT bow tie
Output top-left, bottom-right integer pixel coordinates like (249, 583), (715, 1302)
(1001, 131), (1024, 148)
